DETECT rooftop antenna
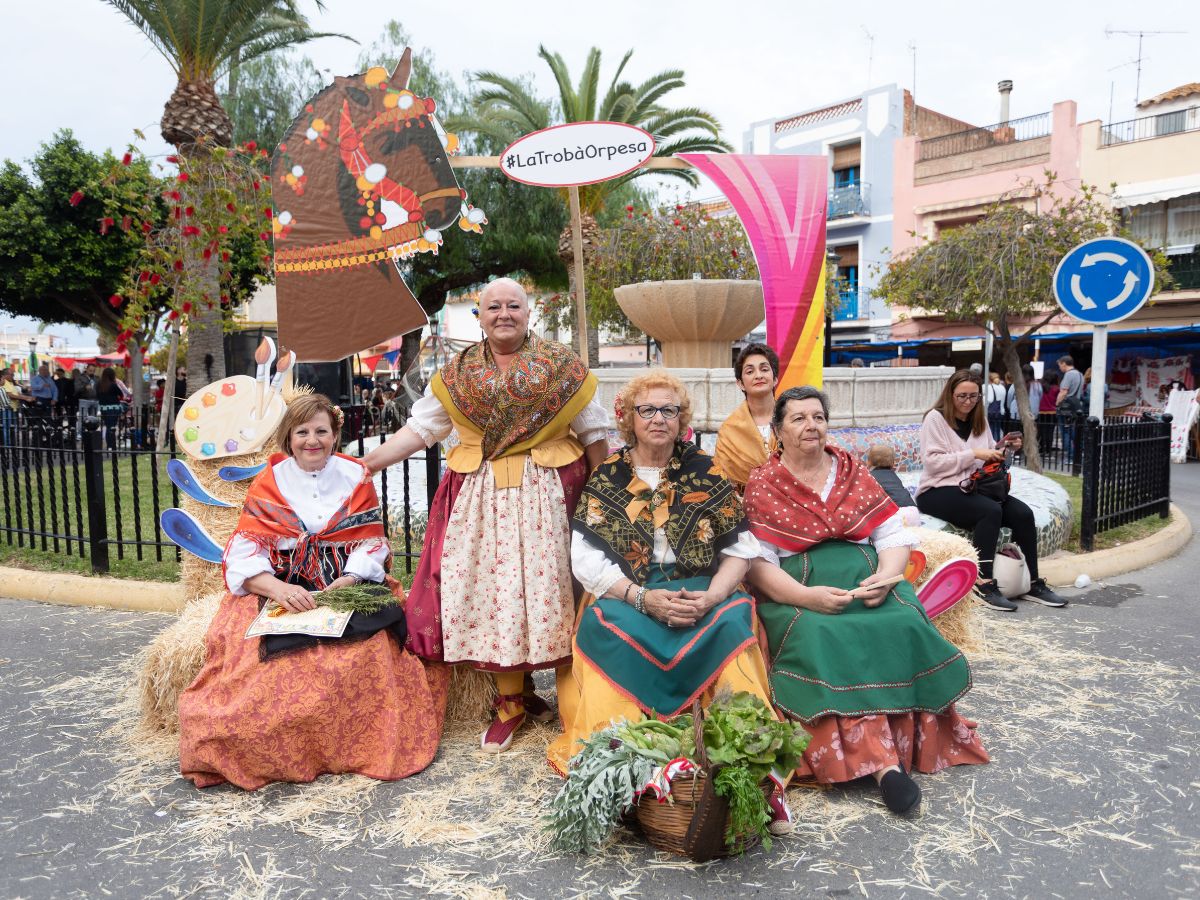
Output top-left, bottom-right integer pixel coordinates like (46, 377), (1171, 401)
(1103, 28), (1186, 106)
(1106, 57), (1139, 123)
(862, 26), (876, 90)
(907, 41), (917, 103)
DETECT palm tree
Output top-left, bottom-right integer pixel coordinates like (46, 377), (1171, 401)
(447, 46), (731, 365)
(104, 1), (347, 394)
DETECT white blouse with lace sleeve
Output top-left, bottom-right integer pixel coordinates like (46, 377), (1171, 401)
(223, 455), (390, 596)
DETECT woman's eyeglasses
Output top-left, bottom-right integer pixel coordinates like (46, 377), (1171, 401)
(634, 404), (681, 420)
(954, 392), (981, 402)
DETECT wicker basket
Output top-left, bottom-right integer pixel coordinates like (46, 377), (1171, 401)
(632, 700), (772, 860)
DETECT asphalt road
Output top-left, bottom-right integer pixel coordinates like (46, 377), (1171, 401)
(1, 465), (1197, 899)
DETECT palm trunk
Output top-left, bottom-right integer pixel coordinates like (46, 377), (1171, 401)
(179, 149), (226, 395)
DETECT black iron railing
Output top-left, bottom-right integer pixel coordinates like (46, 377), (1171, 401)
(1101, 106), (1200, 146)
(917, 112), (1051, 161)
(1079, 415), (1172, 551)
(1, 410), (439, 577)
(1167, 249), (1200, 291)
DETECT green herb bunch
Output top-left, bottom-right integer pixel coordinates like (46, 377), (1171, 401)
(315, 583), (398, 615)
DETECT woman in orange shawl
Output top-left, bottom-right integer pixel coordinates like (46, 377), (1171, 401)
(714, 343), (780, 492)
(178, 394), (447, 790)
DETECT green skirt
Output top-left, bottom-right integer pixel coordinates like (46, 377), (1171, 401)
(574, 570), (756, 718)
(758, 540), (972, 724)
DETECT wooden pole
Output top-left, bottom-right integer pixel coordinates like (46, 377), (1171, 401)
(568, 185), (589, 364)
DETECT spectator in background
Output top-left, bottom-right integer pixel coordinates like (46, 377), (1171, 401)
(54, 366), (76, 421)
(1022, 364), (1042, 418)
(29, 363), (58, 430)
(97, 367), (124, 450)
(1, 366), (33, 447)
(866, 444), (920, 526)
(984, 372), (1005, 441)
(380, 389), (403, 434)
(850, 357), (866, 368)
(1055, 355), (1085, 461)
(153, 378), (167, 414)
(75, 364), (99, 425)
(1003, 372), (1018, 420)
(1038, 369), (1059, 452)
(173, 366), (188, 416)
(1082, 367), (1108, 411)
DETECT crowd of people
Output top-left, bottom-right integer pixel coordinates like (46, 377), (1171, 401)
(177, 278), (1085, 841)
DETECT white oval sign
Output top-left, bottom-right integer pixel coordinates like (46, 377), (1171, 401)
(499, 121), (656, 188)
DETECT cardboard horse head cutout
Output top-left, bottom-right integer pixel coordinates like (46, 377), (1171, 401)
(271, 49), (486, 361)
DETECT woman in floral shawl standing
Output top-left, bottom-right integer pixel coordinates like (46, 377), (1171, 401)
(365, 279), (609, 752)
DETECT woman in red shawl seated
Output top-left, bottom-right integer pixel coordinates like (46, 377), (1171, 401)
(178, 393), (448, 790)
(744, 387), (988, 815)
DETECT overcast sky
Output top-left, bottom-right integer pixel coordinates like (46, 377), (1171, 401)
(2, 0), (1197, 345)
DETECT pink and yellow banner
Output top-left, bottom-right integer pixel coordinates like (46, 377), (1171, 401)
(679, 153), (827, 391)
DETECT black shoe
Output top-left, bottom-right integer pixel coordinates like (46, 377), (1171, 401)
(879, 767), (921, 815)
(978, 580), (1018, 612)
(1023, 578), (1068, 608)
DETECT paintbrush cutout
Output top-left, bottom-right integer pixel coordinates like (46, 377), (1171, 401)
(161, 508), (225, 563)
(252, 336), (276, 419)
(265, 350), (295, 413)
(167, 459), (233, 507)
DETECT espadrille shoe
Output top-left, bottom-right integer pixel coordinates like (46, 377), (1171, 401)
(481, 694), (526, 753)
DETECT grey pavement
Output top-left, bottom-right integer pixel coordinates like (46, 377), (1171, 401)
(1, 466), (1198, 899)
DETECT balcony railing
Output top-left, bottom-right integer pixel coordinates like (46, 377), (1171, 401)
(1168, 249), (1200, 291)
(833, 288), (861, 321)
(1102, 106), (1200, 146)
(828, 182), (870, 219)
(916, 112), (1051, 161)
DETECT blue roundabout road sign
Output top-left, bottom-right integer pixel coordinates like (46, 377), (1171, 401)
(1052, 237), (1154, 325)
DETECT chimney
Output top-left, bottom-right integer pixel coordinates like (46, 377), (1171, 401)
(998, 79), (1013, 124)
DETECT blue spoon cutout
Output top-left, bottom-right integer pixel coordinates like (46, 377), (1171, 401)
(218, 462), (267, 482)
(161, 508), (225, 563)
(167, 459), (233, 508)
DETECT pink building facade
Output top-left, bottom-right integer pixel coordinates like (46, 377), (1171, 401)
(890, 100), (1086, 340)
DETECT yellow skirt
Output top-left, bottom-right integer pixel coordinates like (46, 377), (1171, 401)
(547, 596), (775, 774)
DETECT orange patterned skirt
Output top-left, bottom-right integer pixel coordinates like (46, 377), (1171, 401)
(796, 707), (989, 783)
(179, 590), (449, 790)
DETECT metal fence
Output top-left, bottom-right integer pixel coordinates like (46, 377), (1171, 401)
(1101, 106), (1200, 146)
(917, 112), (1051, 161)
(1079, 415), (1172, 552)
(997, 411), (1085, 475)
(0, 407), (439, 576)
(828, 182), (870, 219)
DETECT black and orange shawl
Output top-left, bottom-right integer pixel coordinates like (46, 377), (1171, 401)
(229, 452), (389, 589)
(744, 444), (897, 553)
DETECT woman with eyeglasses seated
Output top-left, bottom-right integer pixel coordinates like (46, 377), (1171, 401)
(915, 370), (1067, 612)
(549, 370), (794, 835)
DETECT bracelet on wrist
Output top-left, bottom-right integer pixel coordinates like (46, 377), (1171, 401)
(634, 586), (647, 615)
(622, 582), (635, 604)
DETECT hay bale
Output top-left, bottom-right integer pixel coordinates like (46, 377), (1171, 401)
(178, 449), (270, 604)
(445, 665), (497, 726)
(136, 591), (220, 735)
(910, 526), (984, 654)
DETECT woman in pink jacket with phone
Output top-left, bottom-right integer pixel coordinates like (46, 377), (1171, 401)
(915, 370), (1068, 613)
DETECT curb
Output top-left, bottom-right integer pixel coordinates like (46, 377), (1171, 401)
(0, 566), (183, 614)
(1040, 503), (1192, 587)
